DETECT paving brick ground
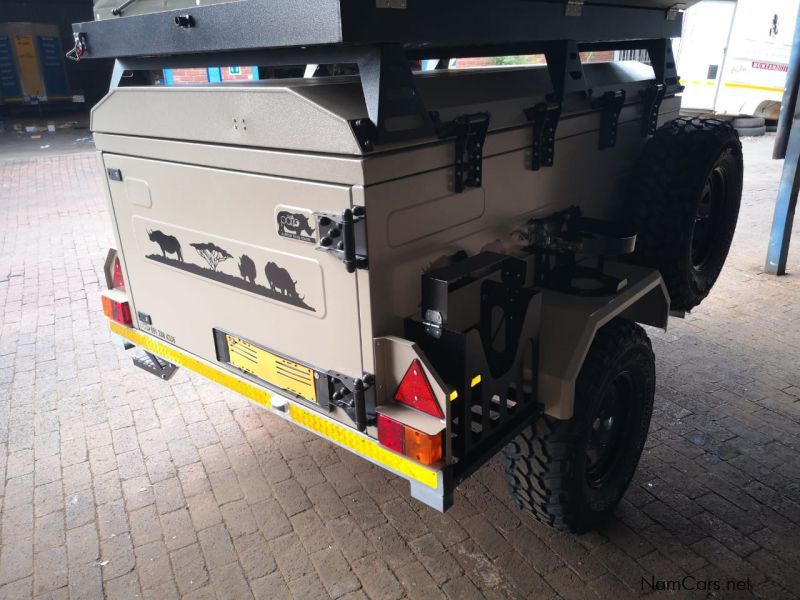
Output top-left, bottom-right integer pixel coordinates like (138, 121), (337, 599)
(0, 135), (799, 600)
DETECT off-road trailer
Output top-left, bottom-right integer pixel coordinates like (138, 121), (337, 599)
(76, 0), (744, 532)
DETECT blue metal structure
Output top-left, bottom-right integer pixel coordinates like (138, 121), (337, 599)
(767, 3), (800, 275)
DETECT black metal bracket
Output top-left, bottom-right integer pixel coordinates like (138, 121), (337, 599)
(421, 252), (515, 338)
(592, 89), (626, 150)
(640, 82), (666, 137)
(314, 206), (368, 273)
(542, 40), (589, 109)
(133, 352), (178, 381)
(323, 372), (375, 432)
(525, 102), (562, 171)
(433, 112), (491, 193)
(356, 44), (435, 146)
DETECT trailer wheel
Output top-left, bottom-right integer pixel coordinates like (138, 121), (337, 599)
(627, 118), (743, 312)
(503, 319), (654, 533)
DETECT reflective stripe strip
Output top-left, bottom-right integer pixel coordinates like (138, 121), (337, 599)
(110, 322), (440, 490)
(109, 321), (271, 408)
(288, 404), (439, 489)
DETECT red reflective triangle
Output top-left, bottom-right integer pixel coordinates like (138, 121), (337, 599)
(112, 257), (126, 291)
(393, 359), (443, 418)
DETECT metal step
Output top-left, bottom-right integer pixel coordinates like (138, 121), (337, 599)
(133, 351), (178, 381)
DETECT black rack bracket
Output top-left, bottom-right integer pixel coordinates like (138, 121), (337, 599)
(641, 82), (666, 137)
(593, 90), (627, 150)
(433, 113), (491, 194)
(525, 102), (562, 171)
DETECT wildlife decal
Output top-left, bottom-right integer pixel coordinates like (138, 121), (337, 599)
(276, 207), (316, 244)
(142, 225), (316, 312)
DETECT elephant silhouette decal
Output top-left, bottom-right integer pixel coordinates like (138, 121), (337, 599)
(147, 230), (183, 262)
(144, 230), (314, 311)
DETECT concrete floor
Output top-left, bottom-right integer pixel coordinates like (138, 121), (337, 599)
(0, 133), (798, 600)
(0, 113), (94, 161)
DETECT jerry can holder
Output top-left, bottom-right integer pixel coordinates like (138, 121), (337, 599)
(406, 251), (542, 482)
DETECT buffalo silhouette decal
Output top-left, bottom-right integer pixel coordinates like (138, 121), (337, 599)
(145, 231), (314, 311)
(277, 211), (316, 243)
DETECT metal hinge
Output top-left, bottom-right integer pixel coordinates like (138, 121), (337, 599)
(641, 83), (666, 137)
(314, 207), (368, 273)
(565, 0), (584, 17)
(592, 90), (626, 150)
(525, 102), (561, 171)
(433, 112), (491, 193)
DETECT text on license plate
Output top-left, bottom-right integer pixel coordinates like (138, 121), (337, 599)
(225, 334), (317, 403)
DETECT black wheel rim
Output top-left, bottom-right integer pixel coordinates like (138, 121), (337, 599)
(585, 371), (633, 488)
(692, 165), (727, 269)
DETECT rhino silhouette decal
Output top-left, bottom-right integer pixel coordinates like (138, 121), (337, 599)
(144, 230), (315, 311)
(238, 254), (257, 284)
(277, 211), (316, 243)
(265, 261), (304, 300)
(148, 229), (183, 262)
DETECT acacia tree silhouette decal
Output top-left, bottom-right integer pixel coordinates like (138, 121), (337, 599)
(191, 242), (233, 272)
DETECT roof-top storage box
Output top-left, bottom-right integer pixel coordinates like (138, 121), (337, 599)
(92, 0), (701, 20)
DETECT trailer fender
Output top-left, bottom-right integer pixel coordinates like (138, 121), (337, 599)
(537, 262), (669, 420)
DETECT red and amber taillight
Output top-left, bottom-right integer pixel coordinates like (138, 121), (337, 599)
(102, 294), (132, 325)
(101, 249), (132, 325)
(376, 359), (445, 466)
(377, 413), (443, 466)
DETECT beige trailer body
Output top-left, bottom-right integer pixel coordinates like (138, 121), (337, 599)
(96, 61), (681, 508)
(96, 64), (671, 405)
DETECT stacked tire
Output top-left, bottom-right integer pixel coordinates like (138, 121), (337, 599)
(732, 116), (766, 138)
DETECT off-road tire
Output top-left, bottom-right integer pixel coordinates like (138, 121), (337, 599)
(503, 319), (655, 533)
(626, 118), (743, 312)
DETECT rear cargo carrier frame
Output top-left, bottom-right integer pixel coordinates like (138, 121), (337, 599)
(73, 0), (685, 146)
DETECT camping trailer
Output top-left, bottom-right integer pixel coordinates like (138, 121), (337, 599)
(74, 0), (744, 532)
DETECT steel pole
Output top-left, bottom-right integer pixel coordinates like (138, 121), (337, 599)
(765, 4), (800, 274)
(774, 1), (800, 159)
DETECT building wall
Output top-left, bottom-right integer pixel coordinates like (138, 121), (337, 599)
(169, 67), (257, 84)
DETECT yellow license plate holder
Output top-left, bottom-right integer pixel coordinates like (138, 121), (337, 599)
(226, 334), (317, 403)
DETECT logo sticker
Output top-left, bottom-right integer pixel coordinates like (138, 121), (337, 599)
(276, 208), (316, 244)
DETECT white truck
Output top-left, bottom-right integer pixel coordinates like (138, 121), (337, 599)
(677, 0), (799, 121)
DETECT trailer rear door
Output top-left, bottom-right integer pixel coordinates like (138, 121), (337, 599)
(103, 153), (364, 386)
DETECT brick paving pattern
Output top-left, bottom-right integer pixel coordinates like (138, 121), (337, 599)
(0, 137), (799, 599)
